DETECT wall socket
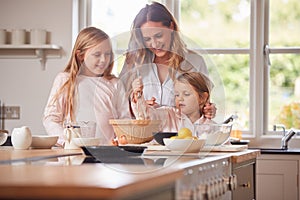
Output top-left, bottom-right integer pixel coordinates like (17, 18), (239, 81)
(0, 106), (20, 119)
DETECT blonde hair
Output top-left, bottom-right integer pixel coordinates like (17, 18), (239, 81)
(52, 27), (115, 122)
(176, 72), (212, 115)
(125, 2), (188, 78)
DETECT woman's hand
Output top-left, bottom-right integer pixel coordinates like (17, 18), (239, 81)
(203, 102), (217, 119)
(146, 97), (158, 107)
(132, 78), (158, 107)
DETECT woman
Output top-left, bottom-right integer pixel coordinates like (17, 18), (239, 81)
(43, 27), (130, 145)
(120, 2), (216, 118)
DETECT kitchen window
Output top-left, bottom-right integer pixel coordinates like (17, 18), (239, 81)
(266, 0), (300, 134)
(76, 0), (156, 75)
(78, 0), (300, 143)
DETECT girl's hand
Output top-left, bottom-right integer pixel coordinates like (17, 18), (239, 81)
(203, 102), (217, 119)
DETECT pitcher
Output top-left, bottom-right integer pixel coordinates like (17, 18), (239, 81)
(63, 126), (81, 150)
(11, 126), (32, 150)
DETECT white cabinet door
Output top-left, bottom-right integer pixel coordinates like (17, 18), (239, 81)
(256, 159), (298, 200)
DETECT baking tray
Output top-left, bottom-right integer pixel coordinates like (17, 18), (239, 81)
(81, 145), (147, 157)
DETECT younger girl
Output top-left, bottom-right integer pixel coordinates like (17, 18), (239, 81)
(43, 27), (131, 145)
(131, 71), (215, 135)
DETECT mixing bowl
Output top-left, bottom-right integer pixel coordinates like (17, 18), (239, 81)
(195, 124), (232, 146)
(109, 119), (161, 144)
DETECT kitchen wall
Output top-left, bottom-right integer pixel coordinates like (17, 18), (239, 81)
(0, 0), (73, 134)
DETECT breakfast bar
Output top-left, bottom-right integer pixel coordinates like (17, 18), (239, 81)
(0, 146), (260, 200)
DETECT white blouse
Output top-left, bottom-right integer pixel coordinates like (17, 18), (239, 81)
(120, 51), (209, 107)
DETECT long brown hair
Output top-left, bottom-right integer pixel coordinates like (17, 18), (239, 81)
(52, 27), (115, 122)
(125, 2), (187, 76)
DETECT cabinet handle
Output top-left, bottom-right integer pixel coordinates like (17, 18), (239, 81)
(242, 181), (251, 188)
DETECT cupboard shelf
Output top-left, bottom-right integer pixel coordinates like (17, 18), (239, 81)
(0, 44), (62, 70)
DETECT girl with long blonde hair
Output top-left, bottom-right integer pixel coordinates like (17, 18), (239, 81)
(43, 27), (130, 145)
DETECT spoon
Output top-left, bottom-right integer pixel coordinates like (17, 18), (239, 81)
(136, 68), (142, 98)
(135, 67), (147, 119)
(223, 114), (238, 124)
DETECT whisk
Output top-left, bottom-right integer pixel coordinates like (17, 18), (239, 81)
(136, 67), (148, 120)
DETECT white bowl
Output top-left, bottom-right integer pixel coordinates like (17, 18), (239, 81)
(163, 138), (206, 153)
(31, 135), (59, 149)
(195, 124), (232, 146)
(72, 137), (101, 147)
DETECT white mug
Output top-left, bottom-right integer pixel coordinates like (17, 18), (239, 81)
(30, 29), (46, 45)
(0, 29), (6, 44)
(11, 126), (32, 150)
(63, 127), (81, 150)
(11, 29), (26, 45)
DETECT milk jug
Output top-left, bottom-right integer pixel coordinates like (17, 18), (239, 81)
(11, 126), (32, 150)
(63, 126), (81, 150)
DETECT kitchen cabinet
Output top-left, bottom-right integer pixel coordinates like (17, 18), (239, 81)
(232, 158), (256, 200)
(256, 154), (299, 200)
(0, 44), (62, 69)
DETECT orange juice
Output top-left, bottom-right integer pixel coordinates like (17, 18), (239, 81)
(231, 129), (242, 139)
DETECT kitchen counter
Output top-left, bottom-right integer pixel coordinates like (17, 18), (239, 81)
(211, 148), (260, 163)
(0, 146), (260, 200)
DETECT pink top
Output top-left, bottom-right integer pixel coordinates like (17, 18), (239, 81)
(43, 72), (131, 145)
(131, 96), (214, 136)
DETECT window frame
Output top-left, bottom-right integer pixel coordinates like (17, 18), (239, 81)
(77, 0), (300, 147)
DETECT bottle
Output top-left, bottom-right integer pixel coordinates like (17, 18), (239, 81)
(230, 114), (242, 140)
